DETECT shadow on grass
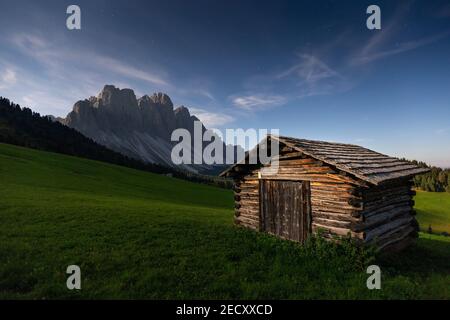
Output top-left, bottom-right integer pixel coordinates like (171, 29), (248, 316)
(379, 236), (450, 276)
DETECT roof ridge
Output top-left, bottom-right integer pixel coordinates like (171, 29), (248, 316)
(272, 134), (392, 158)
(220, 134), (430, 184)
(273, 134), (361, 148)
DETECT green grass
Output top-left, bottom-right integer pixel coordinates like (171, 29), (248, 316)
(415, 191), (450, 234)
(0, 142), (449, 299)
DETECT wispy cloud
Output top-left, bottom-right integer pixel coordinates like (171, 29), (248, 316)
(350, 2), (450, 66)
(231, 94), (287, 110)
(22, 91), (71, 113)
(230, 53), (351, 112)
(190, 89), (215, 101)
(6, 33), (229, 118)
(11, 33), (169, 87)
(435, 128), (449, 135)
(0, 33), (173, 116)
(231, 13), (450, 114)
(0, 68), (17, 89)
(277, 54), (341, 84)
(278, 54), (351, 98)
(176, 87), (215, 101)
(91, 55), (168, 86)
(352, 31), (450, 65)
(189, 107), (234, 127)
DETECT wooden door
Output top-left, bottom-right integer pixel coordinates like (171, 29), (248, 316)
(259, 180), (311, 242)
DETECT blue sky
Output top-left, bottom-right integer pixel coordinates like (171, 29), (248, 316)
(0, 0), (450, 167)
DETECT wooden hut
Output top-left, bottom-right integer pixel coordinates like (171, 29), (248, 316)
(220, 135), (430, 251)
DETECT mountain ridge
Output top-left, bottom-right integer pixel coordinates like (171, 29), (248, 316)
(62, 85), (237, 174)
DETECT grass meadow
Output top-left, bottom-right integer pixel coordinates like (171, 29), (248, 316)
(415, 191), (450, 234)
(0, 143), (449, 299)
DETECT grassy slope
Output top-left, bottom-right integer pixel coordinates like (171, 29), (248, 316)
(0, 143), (449, 299)
(415, 191), (450, 234)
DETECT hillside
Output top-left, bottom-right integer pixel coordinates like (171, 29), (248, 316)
(415, 191), (450, 234)
(0, 143), (448, 299)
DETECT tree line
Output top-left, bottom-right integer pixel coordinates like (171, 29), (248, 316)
(0, 97), (233, 189)
(401, 159), (450, 192)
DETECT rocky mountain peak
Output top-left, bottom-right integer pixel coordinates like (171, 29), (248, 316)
(149, 92), (173, 108)
(72, 99), (92, 115)
(63, 85), (230, 174)
(174, 105), (198, 130)
(174, 105), (190, 118)
(96, 85), (137, 109)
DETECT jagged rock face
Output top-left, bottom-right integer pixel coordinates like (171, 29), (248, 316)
(63, 85), (229, 174)
(174, 106), (206, 136)
(138, 94), (176, 139)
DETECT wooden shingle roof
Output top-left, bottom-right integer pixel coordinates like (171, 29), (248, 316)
(221, 135), (430, 185)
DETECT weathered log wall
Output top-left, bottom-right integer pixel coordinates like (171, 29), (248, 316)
(359, 180), (417, 250)
(233, 152), (365, 237)
(233, 169), (260, 230)
(232, 151), (417, 251)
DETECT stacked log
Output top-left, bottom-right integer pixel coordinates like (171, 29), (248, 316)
(232, 153), (367, 237)
(229, 148), (419, 251)
(359, 180), (417, 250)
(233, 169), (260, 230)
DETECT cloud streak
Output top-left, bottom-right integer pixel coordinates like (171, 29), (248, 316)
(435, 128), (449, 135)
(352, 31), (450, 65)
(11, 33), (169, 87)
(6, 33), (227, 118)
(91, 55), (169, 86)
(277, 54), (341, 84)
(189, 107), (234, 127)
(280, 54), (351, 98)
(230, 53), (351, 112)
(0, 68), (17, 89)
(350, 2), (450, 66)
(231, 14), (450, 114)
(232, 94), (287, 110)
